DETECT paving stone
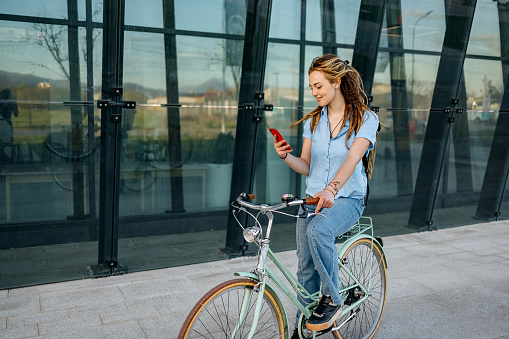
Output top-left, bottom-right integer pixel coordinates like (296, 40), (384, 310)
(7, 309), (69, 328)
(39, 285), (124, 311)
(0, 324), (38, 339)
(37, 315), (101, 336)
(0, 295), (40, 318)
(40, 321), (145, 339)
(99, 306), (160, 325)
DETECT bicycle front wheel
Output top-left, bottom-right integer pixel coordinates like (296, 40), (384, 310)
(332, 238), (387, 339)
(178, 278), (286, 339)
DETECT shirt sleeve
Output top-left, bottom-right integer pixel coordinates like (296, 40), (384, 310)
(356, 111), (379, 152)
(302, 118), (313, 139)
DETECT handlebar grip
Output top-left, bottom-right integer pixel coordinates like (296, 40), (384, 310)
(248, 194), (255, 200)
(305, 197), (319, 205)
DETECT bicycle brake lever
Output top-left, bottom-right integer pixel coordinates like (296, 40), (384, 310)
(307, 212), (326, 218)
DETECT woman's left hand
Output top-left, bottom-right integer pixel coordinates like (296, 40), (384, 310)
(314, 189), (335, 215)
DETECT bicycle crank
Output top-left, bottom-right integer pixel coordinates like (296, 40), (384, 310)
(330, 308), (360, 332)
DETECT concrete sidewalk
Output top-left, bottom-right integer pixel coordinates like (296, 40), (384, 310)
(1, 220), (509, 338)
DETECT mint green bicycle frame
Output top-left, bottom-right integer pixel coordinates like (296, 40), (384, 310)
(230, 199), (386, 339)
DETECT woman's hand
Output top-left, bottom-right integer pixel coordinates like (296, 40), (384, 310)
(273, 134), (292, 159)
(313, 189), (335, 215)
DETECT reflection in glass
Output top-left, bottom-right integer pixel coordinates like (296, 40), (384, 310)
(175, 0), (245, 34)
(263, 43), (300, 202)
(125, 0), (163, 28)
(400, 0), (445, 53)
(269, 0), (301, 40)
(466, 0), (501, 57)
(1, 0), (67, 18)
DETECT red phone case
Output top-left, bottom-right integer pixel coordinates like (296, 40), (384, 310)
(269, 128), (291, 149)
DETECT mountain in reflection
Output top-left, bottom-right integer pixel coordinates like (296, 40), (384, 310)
(0, 70), (230, 99)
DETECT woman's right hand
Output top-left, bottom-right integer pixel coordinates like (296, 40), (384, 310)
(273, 134), (292, 159)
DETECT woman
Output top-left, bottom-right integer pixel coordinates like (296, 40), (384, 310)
(273, 54), (379, 336)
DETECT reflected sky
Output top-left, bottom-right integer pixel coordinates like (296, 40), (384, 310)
(0, 0), (505, 102)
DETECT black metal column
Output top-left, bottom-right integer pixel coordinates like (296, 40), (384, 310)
(452, 72), (473, 194)
(225, 0), (272, 255)
(163, 0), (185, 213)
(408, 0), (477, 230)
(386, 0), (413, 196)
(321, 0), (336, 55)
(67, 0), (86, 218)
(95, 0), (126, 275)
(352, 0), (386, 95)
(475, 1), (509, 220)
(85, 0), (97, 226)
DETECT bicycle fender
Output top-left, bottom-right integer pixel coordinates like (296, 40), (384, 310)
(233, 272), (290, 338)
(233, 272), (282, 295)
(337, 235), (387, 268)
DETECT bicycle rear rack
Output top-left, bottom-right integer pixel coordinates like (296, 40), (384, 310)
(335, 216), (373, 243)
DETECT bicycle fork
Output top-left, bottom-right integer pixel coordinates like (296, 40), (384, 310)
(229, 276), (268, 339)
(231, 235), (272, 339)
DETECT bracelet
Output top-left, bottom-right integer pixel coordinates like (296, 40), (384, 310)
(324, 187), (336, 196)
(279, 153), (288, 160)
(327, 180), (341, 194)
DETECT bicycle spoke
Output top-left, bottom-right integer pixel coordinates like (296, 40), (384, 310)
(181, 280), (283, 339)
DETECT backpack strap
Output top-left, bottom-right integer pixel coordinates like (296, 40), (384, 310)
(362, 122), (381, 206)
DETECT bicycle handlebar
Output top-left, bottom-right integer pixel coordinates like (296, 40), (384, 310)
(234, 193), (319, 213)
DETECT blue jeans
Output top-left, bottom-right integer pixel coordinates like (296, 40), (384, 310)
(295, 197), (364, 327)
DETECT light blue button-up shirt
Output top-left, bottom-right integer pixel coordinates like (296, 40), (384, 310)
(303, 106), (379, 200)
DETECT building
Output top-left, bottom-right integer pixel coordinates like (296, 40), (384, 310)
(0, 0), (508, 289)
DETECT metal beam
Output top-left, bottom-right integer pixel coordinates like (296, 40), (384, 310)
(225, 0), (273, 255)
(321, 0), (336, 54)
(386, 0), (413, 196)
(95, 0), (126, 275)
(475, 1), (509, 220)
(352, 0), (385, 95)
(163, 0), (185, 213)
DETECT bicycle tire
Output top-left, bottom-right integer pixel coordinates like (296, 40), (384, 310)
(332, 238), (387, 339)
(178, 278), (286, 339)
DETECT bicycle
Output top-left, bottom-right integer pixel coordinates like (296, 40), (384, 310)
(178, 193), (387, 339)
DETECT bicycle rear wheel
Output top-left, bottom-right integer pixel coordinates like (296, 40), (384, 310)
(178, 278), (286, 339)
(332, 238), (387, 339)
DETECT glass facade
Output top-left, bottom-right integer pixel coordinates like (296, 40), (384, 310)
(0, 0), (508, 289)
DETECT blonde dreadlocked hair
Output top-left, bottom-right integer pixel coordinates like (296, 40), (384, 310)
(291, 54), (372, 148)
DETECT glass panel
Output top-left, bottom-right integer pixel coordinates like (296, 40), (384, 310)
(334, 0), (361, 45)
(442, 58), (503, 196)
(466, 0), (501, 57)
(78, 0), (103, 22)
(1, 0), (68, 18)
(175, 0), (244, 34)
(125, 0), (163, 28)
(0, 15), (101, 288)
(269, 0), (301, 40)
(305, 0), (322, 42)
(118, 28), (241, 270)
(262, 43), (300, 204)
(400, 0), (446, 53)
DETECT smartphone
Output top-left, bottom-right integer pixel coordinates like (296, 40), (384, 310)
(269, 128), (291, 150)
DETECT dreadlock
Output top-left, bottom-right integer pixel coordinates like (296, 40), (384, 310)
(291, 54), (372, 148)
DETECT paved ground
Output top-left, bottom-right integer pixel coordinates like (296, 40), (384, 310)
(1, 220), (509, 338)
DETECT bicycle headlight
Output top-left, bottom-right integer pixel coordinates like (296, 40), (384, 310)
(243, 226), (261, 243)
